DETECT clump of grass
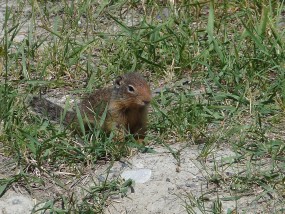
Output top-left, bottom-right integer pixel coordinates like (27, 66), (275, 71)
(32, 178), (133, 213)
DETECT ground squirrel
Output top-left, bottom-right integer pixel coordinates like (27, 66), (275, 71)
(31, 72), (152, 142)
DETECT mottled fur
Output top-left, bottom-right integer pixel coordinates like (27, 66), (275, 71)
(31, 72), (152, 142)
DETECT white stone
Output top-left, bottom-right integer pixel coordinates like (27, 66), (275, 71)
(0, 195), (34, 214)
(121, 169), (152, 183)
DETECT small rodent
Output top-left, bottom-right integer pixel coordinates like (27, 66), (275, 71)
(31, 72), (152, 142)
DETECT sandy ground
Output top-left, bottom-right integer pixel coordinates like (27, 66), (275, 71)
(104, 144), (234, 214)
(1, 142), (279, 214)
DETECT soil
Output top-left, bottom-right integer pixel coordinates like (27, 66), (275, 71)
(0, 141), (279, 214)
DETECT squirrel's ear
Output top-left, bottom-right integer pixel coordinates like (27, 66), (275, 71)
(114, 76), (123, 88)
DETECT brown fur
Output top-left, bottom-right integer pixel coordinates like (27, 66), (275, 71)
(80, 72), (151, 141)
(31, 72), (152, 142)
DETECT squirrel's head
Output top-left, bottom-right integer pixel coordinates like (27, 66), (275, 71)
(114, 72), (152, 107)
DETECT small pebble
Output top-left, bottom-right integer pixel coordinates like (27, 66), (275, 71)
(110, 194), (121, 200)
(226, 171), (233, 176)
(168, 187), (175, 191)
(185, 183), (197, 188)
(12, 198), (21, 205)
(98, 175), (105, 182)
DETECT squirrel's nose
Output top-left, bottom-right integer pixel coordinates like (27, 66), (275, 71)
(143, 100), (150, 105)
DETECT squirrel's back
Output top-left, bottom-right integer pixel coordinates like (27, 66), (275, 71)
(30, 96), (76, 125)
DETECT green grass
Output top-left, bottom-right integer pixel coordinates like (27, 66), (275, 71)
(1, 0), (285, 213)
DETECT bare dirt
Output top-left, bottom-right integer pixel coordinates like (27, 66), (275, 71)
(1, 140), (279, 214)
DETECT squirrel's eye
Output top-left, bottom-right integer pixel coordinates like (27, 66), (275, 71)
(128, 85), (135, 93)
